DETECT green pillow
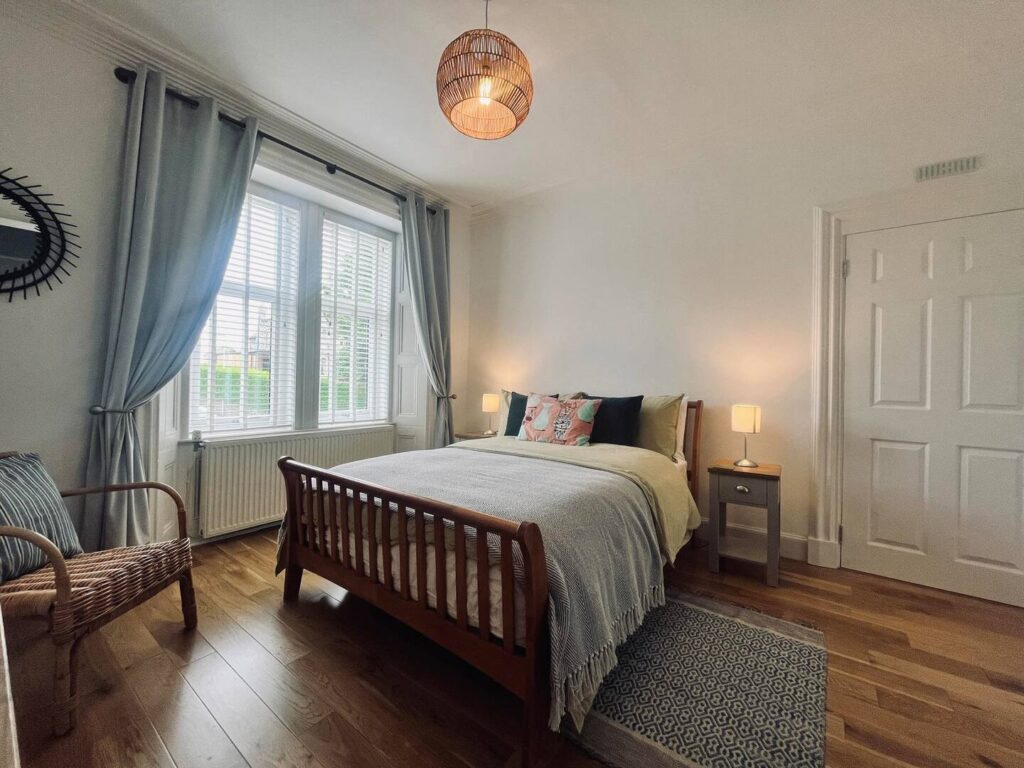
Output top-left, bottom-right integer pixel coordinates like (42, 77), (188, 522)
(635, 395), (684, 458)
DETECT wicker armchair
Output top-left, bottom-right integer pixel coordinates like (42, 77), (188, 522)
(0, 467), (197, 736)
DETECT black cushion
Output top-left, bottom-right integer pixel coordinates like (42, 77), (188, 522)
(585, 395), (644, 446)
(504, 392), (558, 436)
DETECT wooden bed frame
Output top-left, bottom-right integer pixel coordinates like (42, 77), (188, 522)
(277, 400), (703, 768)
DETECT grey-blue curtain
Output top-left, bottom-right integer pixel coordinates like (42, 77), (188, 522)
(81, 67), (260, 550)
(400, 196), (454, 448)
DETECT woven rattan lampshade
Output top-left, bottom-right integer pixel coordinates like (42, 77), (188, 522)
(436, 28), (533, 140)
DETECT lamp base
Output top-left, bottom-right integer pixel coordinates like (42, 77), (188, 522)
(734, 457), (759, 468)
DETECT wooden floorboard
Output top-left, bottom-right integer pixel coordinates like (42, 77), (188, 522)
(5, 532), (1023, 768)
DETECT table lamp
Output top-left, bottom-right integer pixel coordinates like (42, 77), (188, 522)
(731, 404), (762, 468)
(482, 393), (500, 435)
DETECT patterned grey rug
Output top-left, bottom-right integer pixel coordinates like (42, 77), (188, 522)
(570, 591), (827, 768)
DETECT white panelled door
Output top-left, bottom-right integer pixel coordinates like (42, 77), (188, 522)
(842, 209), (1024, 606)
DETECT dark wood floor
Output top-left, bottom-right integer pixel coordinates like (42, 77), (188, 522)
(6, 530), (1024, 768)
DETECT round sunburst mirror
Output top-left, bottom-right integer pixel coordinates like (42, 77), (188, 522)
(0, 167), (78, 301)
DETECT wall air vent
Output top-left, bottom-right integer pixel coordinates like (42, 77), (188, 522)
(915, 155), (982, 182)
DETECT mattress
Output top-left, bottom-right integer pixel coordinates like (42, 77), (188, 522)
(309, 438), (702, 647)
(346, 529), (528, 643)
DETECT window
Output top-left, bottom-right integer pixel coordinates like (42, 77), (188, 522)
(188, 183), (396, 437)
(319, 215), (393, 425)
(189, 193), (299, 434)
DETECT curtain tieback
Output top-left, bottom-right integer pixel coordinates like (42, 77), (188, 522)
(89, 405), (135, 415)
(441, 394), (457, 400)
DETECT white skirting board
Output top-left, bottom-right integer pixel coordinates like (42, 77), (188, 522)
(696, 518), (808, 562)
(806, 537), (841, 568)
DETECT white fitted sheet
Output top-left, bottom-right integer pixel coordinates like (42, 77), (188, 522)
(348, 532), (528, 644)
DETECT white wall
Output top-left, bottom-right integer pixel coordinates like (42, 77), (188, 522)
(465, 40), (1024, 545)
(0, 13), (473, 499)
(448, 207), (472, 430)
(0, 18), (124, 495)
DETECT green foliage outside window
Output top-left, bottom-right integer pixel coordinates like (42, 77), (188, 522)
(197, 364), (271, 414)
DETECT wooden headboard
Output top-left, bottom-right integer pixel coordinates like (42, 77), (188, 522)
(684, 400), (704, 502)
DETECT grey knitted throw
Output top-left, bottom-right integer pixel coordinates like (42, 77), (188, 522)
(331, 445), (666, 730)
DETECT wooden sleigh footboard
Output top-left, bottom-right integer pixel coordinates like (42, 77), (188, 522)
(277, 457), (557, 768)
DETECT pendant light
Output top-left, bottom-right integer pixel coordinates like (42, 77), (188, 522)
(436, 0), (533, 140)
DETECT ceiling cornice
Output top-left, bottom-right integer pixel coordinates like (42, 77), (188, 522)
(3, 0), (464, 210)
(467, 172), (580, 224)
(469, 204), (497, 224)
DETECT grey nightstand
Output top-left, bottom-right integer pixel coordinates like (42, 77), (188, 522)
(707, 460), (782, 586)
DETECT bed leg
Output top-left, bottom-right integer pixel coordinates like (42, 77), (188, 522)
(517, 522), (557, 768)
(521, 640), (558, 768)
(283, 564), (303, 602)
(520, 694), (558, 768)
(521, 699), (543, 768)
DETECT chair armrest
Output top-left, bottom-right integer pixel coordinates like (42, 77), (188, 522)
(0, 526), (71, 603)
(61, 481), (188, 539)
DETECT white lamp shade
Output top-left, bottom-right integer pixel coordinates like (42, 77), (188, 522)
(731, 404), (762, 434)
(481, 393), (501, 414)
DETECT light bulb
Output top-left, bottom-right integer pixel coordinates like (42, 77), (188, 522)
(478, 76), (493, 106)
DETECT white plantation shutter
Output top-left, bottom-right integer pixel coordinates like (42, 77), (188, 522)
(189, 192), (300, 434)
(185, 175), (400, 438)
(319, 214), (393, 425)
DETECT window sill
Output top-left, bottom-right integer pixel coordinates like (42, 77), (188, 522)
(178, 422), (394, 446)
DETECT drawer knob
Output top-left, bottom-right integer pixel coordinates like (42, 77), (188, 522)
(735, 484), (751, 494)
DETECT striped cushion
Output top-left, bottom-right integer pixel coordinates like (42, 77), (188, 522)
(0, 453), (83, 583)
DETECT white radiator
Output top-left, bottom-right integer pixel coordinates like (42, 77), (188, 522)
(191, 425), (395, 539)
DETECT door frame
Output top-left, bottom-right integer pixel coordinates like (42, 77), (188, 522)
(809, 167), (1024, 568)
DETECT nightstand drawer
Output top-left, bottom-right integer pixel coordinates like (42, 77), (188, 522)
(717, 474), (768, 505)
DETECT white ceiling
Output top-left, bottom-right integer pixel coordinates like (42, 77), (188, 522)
(82, 0), (1024, 210)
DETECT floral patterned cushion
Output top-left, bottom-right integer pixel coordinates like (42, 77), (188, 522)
(516, 394), (602, 446)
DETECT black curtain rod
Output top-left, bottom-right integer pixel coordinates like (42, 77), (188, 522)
(113, 66), (436, 214)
